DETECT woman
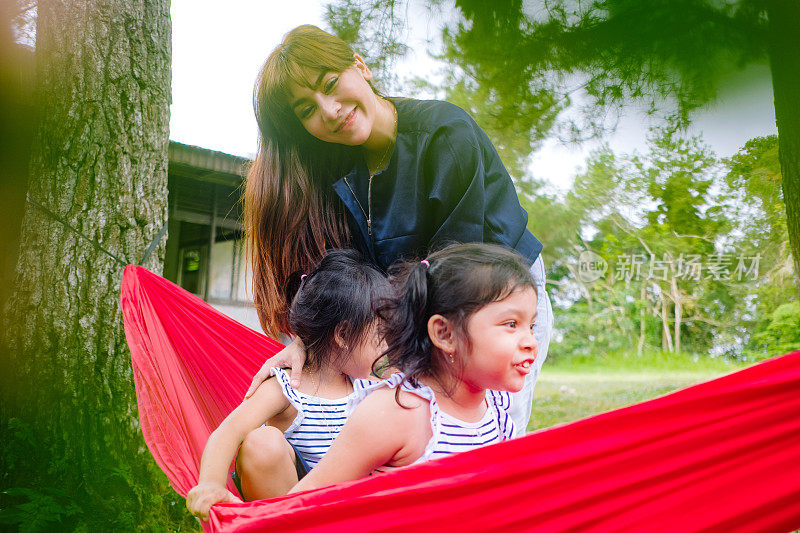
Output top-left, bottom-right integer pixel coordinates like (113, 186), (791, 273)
(243, 24), (553, 435)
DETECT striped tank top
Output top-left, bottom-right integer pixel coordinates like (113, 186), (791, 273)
(357, 373), (515, 471)
(270, 368), (373, 469)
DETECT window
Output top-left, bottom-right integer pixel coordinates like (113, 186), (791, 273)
(165, 172), (248, 305)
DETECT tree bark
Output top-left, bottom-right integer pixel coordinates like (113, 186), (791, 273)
(766, 0), (800, 300)
(671, 277), (682, 354)
(661, 295), (674, 353)
(0, 1), (185, 529)
(637, 285), (646, 356)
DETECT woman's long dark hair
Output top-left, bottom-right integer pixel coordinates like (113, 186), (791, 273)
(379, 243), (536, 397)
(288, 249), (389, 372)
(244, 25), (376, 336)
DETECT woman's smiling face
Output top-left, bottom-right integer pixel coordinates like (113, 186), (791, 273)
(288, 56), (380, 146)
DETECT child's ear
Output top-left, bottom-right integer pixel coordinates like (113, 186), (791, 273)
(353, 53), (373, 81)
(333, 322), (351, 351)
(427, 314), (456, 354)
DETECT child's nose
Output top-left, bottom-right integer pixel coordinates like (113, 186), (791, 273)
(522, 328), (538, 357)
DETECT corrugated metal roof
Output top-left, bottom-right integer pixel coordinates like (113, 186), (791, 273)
(168, 141), (251, 181)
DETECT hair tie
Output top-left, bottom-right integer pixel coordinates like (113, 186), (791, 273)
(300, 274), (307, 280)
(420, 260), (430, 269)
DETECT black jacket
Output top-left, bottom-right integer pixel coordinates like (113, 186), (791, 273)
(332, 98), (542, 271)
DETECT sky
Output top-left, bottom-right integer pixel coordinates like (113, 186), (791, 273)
(170, 1), (779, 193)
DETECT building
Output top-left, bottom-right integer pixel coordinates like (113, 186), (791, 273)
(165, 141), (263, 333)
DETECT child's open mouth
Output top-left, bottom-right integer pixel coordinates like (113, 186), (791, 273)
(514, 359), (534, 375)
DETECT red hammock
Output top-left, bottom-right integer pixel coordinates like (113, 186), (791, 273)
(120, 265), (800, 532)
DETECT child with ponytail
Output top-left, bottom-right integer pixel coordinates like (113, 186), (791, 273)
(186, 250), (388, 520)
(290, 243), (538, 492)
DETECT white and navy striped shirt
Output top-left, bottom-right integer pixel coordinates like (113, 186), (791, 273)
(430, 389), (514, 458)
(270, 368), (373, 469)
(359, 373), (515, 472)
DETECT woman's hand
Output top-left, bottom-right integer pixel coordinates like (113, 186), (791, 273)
(186, 481), (242, 522)
(244, 336), (307, 398)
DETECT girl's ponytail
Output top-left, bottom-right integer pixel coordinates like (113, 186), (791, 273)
(379, 260), (439, 401)
(403, 261), (431, 339)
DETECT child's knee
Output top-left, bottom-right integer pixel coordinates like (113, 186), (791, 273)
(238, 426), (292, 473)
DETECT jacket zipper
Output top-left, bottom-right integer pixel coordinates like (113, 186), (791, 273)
(343, 176), (373, 239)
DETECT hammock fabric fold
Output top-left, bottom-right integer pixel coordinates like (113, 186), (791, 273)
(121, 265), (800, 532)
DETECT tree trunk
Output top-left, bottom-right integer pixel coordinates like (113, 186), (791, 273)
(672, 277), (682, 354)
(766, 0), (800, 300)
(0, 1), (185, 530)
(661, 295), (674, 353)
(637, 285), (646, 357)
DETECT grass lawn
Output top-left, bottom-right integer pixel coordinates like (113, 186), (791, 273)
(527, 352), (749, 432)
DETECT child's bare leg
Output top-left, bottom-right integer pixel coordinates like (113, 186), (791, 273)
(236, 426), (299, 499)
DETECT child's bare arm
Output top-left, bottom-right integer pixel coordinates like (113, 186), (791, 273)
(187, 377), (288, 520)
(289, 389), (427, 493)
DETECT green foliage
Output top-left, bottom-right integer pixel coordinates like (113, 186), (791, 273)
(640, 129), (726, 247)
(440, 0), (769, 131)
(0, 418), (84, 532)
(721, 136), (797, 354)
(553, 301), (629, 358)
(550, 348), (743, 374)
(750, 302), (800, 359)
(535, 0), (766, 126)
(726, 135), (784, 238)
(0, 487), (82, 533)
(535, 130), (793, 361)
(1, 411), (196, 532)
(724, 135), (786, 261)
(324, 0), (409, 92)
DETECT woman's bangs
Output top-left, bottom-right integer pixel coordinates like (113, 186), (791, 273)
(269, 59), (332, 113)
(285, 53), (351, 91)
(282, 58), (322, 91)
